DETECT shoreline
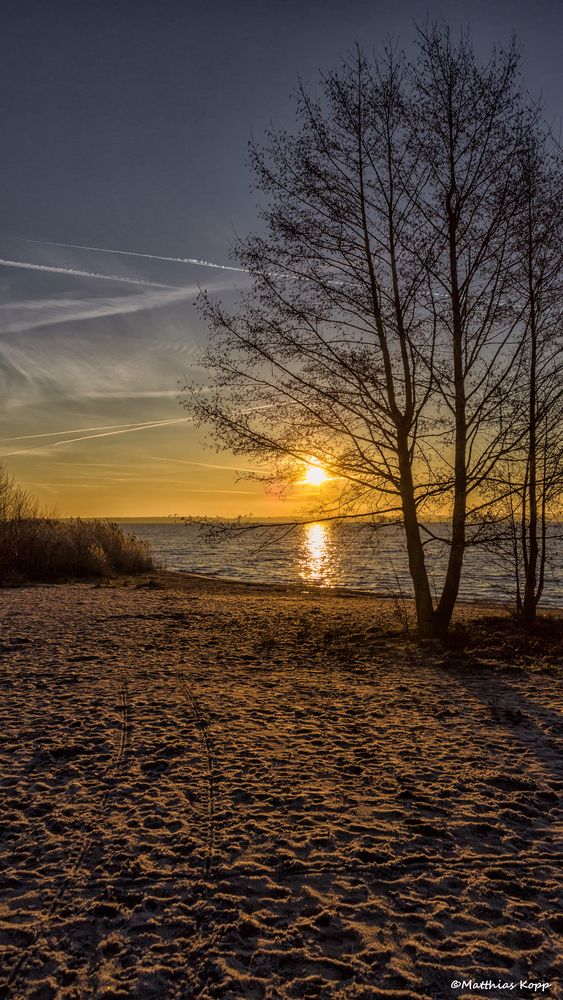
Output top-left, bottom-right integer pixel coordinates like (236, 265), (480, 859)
(5, 567), (563, 616)
(158, 569), (563, 611)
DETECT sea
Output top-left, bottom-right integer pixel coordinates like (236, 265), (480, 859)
(122, 521), (563, 609)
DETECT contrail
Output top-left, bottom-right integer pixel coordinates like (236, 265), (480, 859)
(0, 419), (176, 443)
(0, 258), (181, 288)
(13, 237), (249, 273)
(174, 487), (262, 494)
(147, 455), (262, 473)
(25, 482), (106, 489)
(1, 418), (189, 457)
(50, 418), (188, 447)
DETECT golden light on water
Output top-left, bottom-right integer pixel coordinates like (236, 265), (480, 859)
(299, 522), (336, 586)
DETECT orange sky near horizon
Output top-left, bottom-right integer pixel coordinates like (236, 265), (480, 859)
(1, 410), (328, 518)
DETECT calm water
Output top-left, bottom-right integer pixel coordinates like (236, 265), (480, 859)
(123, 522), (563, 608)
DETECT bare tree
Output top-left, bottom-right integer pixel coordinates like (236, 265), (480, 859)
(502, 125), (563, 625)
(0, 463), (38, 522)
(182, 25), (555, 638)
(406, 27), (527, 633)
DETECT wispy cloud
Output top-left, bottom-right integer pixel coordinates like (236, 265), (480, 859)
(173, 487), (262, 494)
(0, 286), (201, 336)
(24, 480), (262, 495)
(15, 237), (249, 274)
(25, 482), (106, 489)
(80, 389), (181, 399)
(147, 455), (261, 473)
(0, 320), (203, 407)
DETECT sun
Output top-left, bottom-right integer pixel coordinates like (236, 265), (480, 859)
(304, 464), (329, 486)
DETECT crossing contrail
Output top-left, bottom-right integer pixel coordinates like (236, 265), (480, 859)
(0, 419), (178, 443)
(13, 237), (249, 273)
(0, 258), (181, 288)
(1, 418), (189, 457)
(49, 417), (189, 447)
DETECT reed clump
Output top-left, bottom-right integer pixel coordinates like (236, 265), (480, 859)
(0, 518), (154, 582)
(0, 465), (154, 582)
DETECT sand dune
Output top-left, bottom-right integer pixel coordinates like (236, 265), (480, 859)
(0, 575), (561, 999)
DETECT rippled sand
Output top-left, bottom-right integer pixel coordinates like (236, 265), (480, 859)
(0, 574), (561, 999)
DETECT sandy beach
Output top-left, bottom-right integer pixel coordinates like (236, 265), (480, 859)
(0, 574), (561, 999)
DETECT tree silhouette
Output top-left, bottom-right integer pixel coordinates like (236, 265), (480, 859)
(183, 25), (561, 637)
(503, 124), (563, 625)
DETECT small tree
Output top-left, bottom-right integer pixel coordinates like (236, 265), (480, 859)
(0, 463), (38, 522)
(183, 25), (558, 638)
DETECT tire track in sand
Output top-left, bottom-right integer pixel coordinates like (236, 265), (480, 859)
(175, 659), (216, 877)
(77, 653), (220, 999)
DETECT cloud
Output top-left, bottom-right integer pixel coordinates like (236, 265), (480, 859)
(147, 455), (261, 473)
(0, 286), (200, 336)
(0, 311), (205, 407)
(170, 487), (262, 494)
(25, 482), (106, 489)
(77, 389), (182, 399)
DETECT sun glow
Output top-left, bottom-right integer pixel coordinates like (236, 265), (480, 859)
(304, 463), (329, 486)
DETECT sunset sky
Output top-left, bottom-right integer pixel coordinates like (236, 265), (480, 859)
(1, 0), (562, 517)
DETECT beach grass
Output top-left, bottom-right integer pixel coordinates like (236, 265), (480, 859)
(0, 517), (154, 583)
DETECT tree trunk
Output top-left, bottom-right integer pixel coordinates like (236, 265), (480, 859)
(435, 185), (467, 637)
(397, 430), (435, 637)
(522, 219), (538, 629)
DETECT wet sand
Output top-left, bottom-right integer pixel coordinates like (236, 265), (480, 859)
(0, 573), (561, 999)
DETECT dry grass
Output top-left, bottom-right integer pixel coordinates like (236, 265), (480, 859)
(0, 517), (155, 582)
(0, 463), (154, 582)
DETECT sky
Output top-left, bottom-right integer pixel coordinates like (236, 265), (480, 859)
(1, 0), (562, 517)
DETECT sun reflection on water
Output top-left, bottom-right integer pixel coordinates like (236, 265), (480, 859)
(299, 522), (337, 586)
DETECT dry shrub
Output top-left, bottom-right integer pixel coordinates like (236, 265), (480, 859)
(0, 463), (154, 582)
(0, 517), (154, 582)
